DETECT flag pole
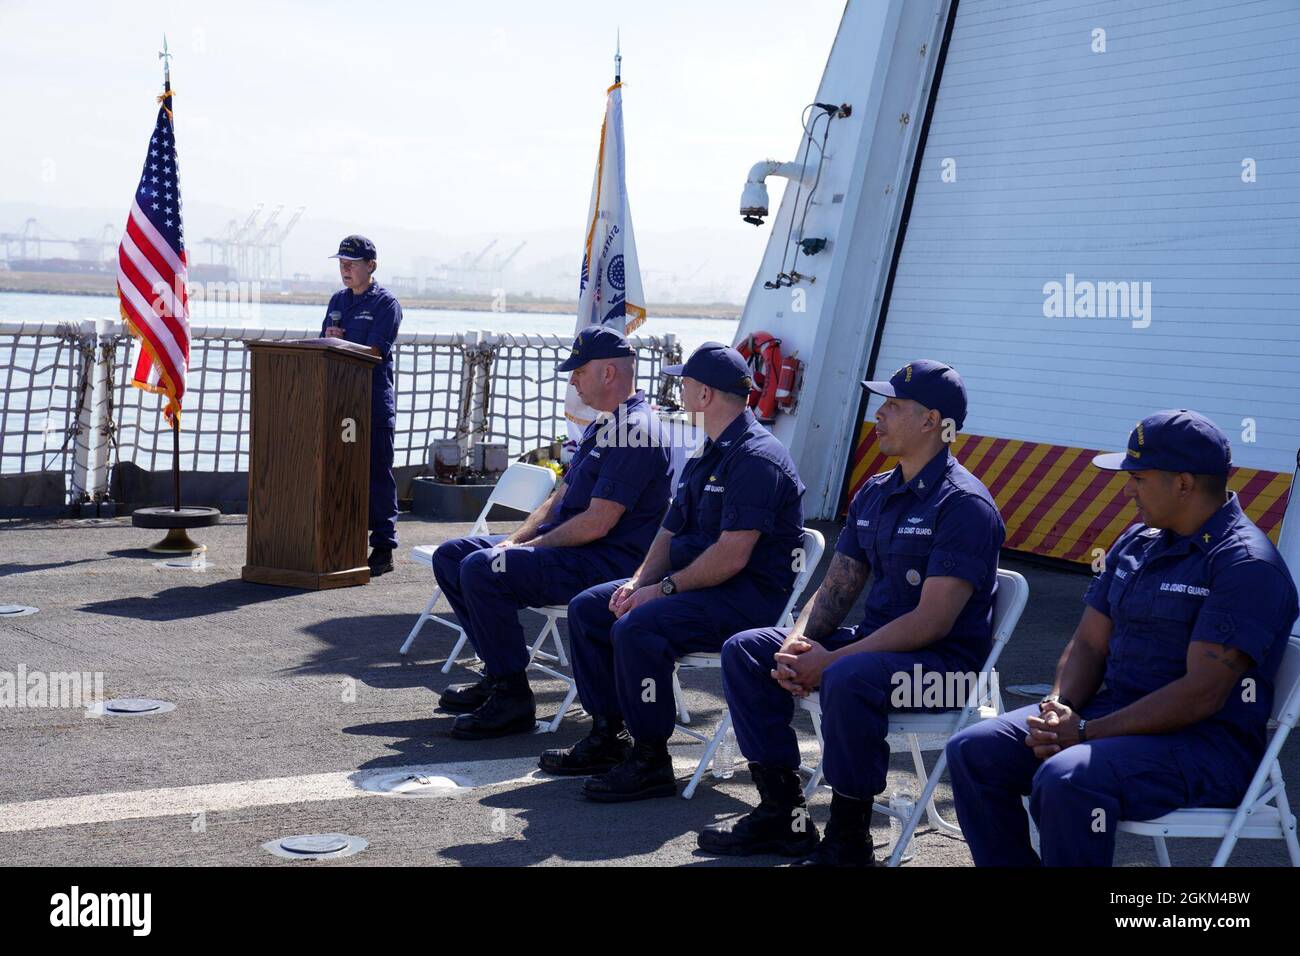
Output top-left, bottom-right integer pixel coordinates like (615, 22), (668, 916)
(131, 35), (219, 552)
(160, 34), (181, 513)
(173, 422), (181, 511)
(615, 30), (621, 83)
(160, 32), (172, 89)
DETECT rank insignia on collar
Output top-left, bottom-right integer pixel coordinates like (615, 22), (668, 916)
(916, 479), (925, 489)
(1203, 533), (1212, 543)
(710, 475), (718, 482)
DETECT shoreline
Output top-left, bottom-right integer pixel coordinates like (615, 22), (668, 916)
(0, 272), (743, 321)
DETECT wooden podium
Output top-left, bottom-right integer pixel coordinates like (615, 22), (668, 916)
(242, 339), (380, 589)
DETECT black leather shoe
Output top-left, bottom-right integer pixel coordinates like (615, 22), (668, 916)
(698, 763), (820, 857)
(449, 673), (536, 739)
(538, 716), (633, 776)
(796, 791), (876, 867)
(368, 547), (394, 576)
(438, 675), (493, 714)
(581, 740), (676, 802)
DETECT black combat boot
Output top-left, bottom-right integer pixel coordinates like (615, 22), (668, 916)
(796, 790), (877, 867)
(368, 547), (394, 576)
(438, 674), (494, 714)
(538, 716), (633, 775)
(580, 739), (676, 802)
(697, 763), (820, 857)
(449, 672), (536, 739)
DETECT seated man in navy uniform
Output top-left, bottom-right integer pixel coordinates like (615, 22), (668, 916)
(698, 360), (1005, 866)
(946, 410), (1298, 866)
(539, 342), (806, 802)
(321, 235), (404, 576)
(431, 326), (671, 739)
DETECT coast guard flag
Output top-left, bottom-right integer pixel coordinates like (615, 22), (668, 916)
(564, 78), (646, 446)
(116, 81), (190, 424)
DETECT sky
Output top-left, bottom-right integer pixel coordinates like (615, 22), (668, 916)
(0, 0), (847, 299)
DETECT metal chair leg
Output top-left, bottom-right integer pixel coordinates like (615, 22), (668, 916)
(551, 618), (570, 667)
(1273, 774), (1300, 866)
(672, 669), (691, 724)
(1154, 835), (1172, 867)
(399, 613), (429, 656)
(802, 710), (826, 799)
(1025, 795), (1041, 858)
(886, 742), (958, 866)
(522, 615), (578, 732)
(440, 630), (471, 674)
(683, 711), (733, 800)
(906, 735), (962, 838)
(526, 617), (555, 663)
(400, 589), (441, 656)
(531, 665), (578, 733)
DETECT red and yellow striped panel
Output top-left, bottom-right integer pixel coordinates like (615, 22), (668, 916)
(844, 423), (1292, 565)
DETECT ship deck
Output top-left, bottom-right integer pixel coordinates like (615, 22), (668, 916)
(1, 513), (1295, 867)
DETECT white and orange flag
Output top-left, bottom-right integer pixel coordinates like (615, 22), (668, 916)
(564, 73), (646, 446)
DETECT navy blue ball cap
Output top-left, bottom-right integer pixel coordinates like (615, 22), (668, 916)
(329, 235), (377, 260)
(662, 341), (753, 398)
(556, 324), (636, 372)
(1093, 409), (1232, 475)
(861, 359), (968, 430)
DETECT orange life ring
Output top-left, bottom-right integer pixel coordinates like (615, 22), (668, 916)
(737, 331), (783, 424)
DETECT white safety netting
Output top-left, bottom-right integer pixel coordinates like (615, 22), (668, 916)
(0, 321), (92, 494)
(107, 327), (476, 473)
(0, 321), (680, 504)
(392, 335), (471, 469)
(481, 333), (682, 456)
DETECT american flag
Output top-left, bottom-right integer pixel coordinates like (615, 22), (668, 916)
(116, 82), (189, 424)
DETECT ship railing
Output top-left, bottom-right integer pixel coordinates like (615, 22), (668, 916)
(0, 319), (682, 511)
(0, 320), (98, 506)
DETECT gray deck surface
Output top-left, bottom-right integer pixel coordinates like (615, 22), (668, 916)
(1, 513), (1294, 867)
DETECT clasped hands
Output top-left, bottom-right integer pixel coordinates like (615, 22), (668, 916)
(607, 579), (664, 619)
(771, 637), (835, 698)
(1025, 700), (1083, 759)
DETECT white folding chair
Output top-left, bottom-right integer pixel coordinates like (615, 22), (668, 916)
(522, 605), (581, 732)
(401, 461), (556, 666)
(1116, 634), (1300, 866)
(525, 422), (692, 732)
(799, 567), (1030, 866)
(1116, 458), (1300, 865)
(674, 527), (827, 799)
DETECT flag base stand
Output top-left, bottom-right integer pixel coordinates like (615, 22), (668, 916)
(127, 412), (218, 553)
(132, 506), (221, 553)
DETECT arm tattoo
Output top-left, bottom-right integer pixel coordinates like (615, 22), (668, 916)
(803, 553), (869, 640)
(1200, 646), (1250, 675)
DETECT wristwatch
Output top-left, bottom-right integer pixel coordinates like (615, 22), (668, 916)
(1077, 718), (1088, 742)
(660, 575), (678, 596)
(1040, 693), (1075, 711)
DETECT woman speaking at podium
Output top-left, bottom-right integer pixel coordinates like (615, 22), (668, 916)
(321, 234), (404, 577)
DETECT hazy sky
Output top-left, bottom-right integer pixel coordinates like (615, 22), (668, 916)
(1, 0), (846, 292)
